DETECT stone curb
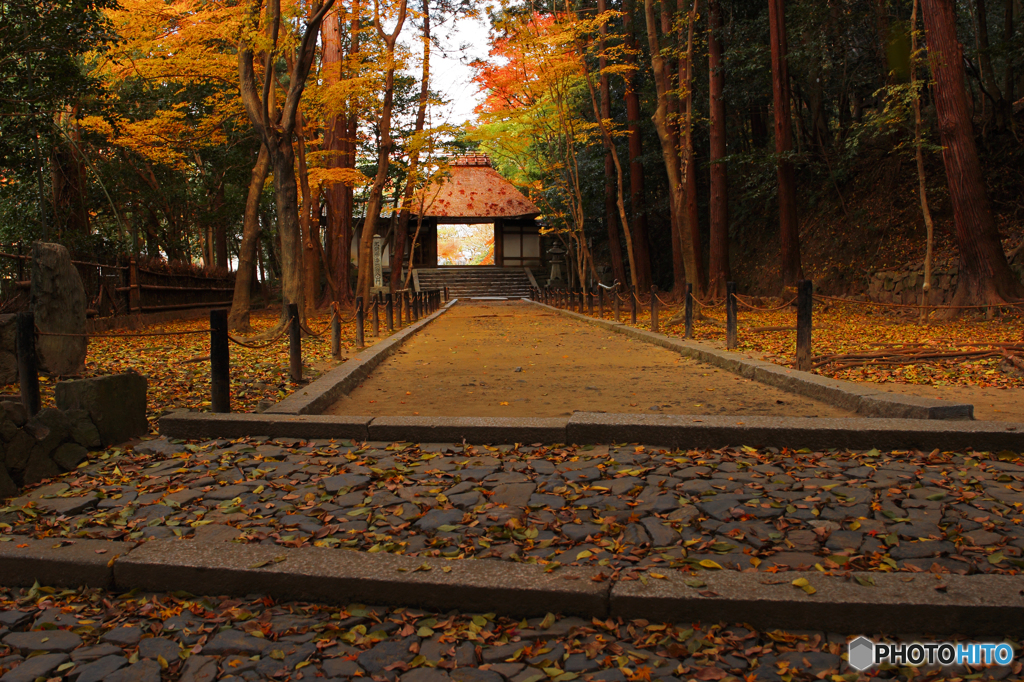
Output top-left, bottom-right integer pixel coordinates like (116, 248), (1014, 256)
(368, 416), (568, 444)
(158, 411), (1024, 451)
(565, 412), (1024, 451)
(2, 538), (1022, 635)
(526, 300), (974, 420)
(160, 412), (374, 441)
(267, 299), (458, 415)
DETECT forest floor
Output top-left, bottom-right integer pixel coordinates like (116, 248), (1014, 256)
(325, 302), (850, 419)
(0, 307), (370, 432)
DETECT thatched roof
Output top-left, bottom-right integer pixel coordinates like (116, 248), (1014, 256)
(415, 155), (540, 220)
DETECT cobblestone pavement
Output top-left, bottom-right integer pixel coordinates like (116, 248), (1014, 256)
(3, 437), (1024, 577)
(0, 584), (1018, 682)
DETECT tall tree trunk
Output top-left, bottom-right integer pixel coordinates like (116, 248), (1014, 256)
(679, 0), (704, 293)
(393, 0), (430, 294)
(707, 0), (730, 299)
(1003, 0), (1014, 107)
(644, 0), (695, 297)
(911, 0), (937, 319)
(622, 0), (652, 290)
(213, 182), (228, 267)
(768, 0), (803, 287)
(296, 109), (319, 315)
(229, 144), (271, 331)
(599, 0), (627, 289)
(920, 0), (1023, 307)
(238, 0), (336, 322)
(976, 0), (1010, 129)
(355, 0), (408, 303)
(322, 6), (352, 304)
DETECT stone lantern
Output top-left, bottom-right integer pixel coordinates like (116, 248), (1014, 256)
(547, 243), (566, 287)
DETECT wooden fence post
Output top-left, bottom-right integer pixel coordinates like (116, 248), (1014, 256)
(614, 290), (620, 322)
(630, 286), (637, 324)
(598, 288), (604, 318)
(331, 307), (341, 359)
(289, 303), (302, 381)
(796, 279), (813, 371)
(128, 256), (140, 313)
(16, 311), (39, 416)
(386, 293), (394, 333)
(650, 286), (659, 333)
(372, 294), (380, 336)
(726, 281), (738, 349)
(684, 283), (693, 339)
(354, 297), (365, 350)
(210, 308), (230, 413)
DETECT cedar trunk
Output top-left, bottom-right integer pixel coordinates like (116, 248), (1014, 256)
(621, 0), (651, 290)
(768, 0), (803, 287)
(920, 0), (1023, 307)
(599, 0), (627, 289)
(229, 144), (271, 331)
(707, 0), (730, 299)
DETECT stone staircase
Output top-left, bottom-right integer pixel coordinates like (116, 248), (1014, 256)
(414, 267), (534, 299)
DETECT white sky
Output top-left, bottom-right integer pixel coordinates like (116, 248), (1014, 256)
(403, 12), (490, 126)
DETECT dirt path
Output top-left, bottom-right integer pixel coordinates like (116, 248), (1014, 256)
(326, 301), (853, 418)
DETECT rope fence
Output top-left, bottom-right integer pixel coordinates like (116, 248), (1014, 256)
(12, 288), (448, 417)
(528, 278), (1024, 374)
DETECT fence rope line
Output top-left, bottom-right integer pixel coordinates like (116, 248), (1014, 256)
(733, 295), (797, 312)
(227, 318), (293, 349)
(813, 293), (1024, 311)
(35, 327), (208, 339)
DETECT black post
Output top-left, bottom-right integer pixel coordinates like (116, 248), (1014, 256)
(405, 291), (412, 324)
(796, 279), (813, 371)
(650, 286), (659, 333)
(288, 303), (302, 381)
(372, 294), (380, 336)
(412, 293), (419, 322)
(726, 281), (738, 349)
(16, 311), (39, 417)
(578, 289), (585, 314)
(386, 293), (394, 333)
(630, 286), (637, 324)
(210, 308), (230, 413)
(587, 289), (594, 315)
(598, 288), (604, 318)
(444, 285), (449, 302)
(355, 297), (365, 350)
(614, 290), (621, 322)
(684, 283), (694, 339)
(331, 308), (341, 358)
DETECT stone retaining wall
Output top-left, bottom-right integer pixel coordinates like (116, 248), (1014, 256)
(866, 259), (1024, 306)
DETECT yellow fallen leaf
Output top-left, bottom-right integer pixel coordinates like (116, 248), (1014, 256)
(699, 559), (723, 570)
(792, 577), (817, 595)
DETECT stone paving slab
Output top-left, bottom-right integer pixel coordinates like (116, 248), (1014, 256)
(117, 539), (609, 619)
(269, 300), (457, 415)
(610, 569), (1024, 636)
(4, 436), (1024, 637)
(9, 582), (1017, 682)
(528, 300), (975, 420)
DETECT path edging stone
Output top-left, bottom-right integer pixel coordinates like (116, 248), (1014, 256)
(368, 416), (568, 444)
(527, 300), (974, 420)
(0, 537), (1022, 635)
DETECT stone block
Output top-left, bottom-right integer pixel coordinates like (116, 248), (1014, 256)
(25, 407), (71, 459)
(3, 428), (33, 472)
(0, 463), (17, 498)
(22, 451), (62, 485)
(55, 372), (148, 446)
(31, 242), (87, 376)
(67, 409), (102, 448)
(0, 315), (16, 385)
(1, 401), (26, 427)
(52, 442), (88, 471)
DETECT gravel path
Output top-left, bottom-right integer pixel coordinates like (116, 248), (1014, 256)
(326, 302), (851, 419)
(3, 437), (1024, 576)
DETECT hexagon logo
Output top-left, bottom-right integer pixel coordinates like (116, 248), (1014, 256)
(848, 636), (875, 671)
